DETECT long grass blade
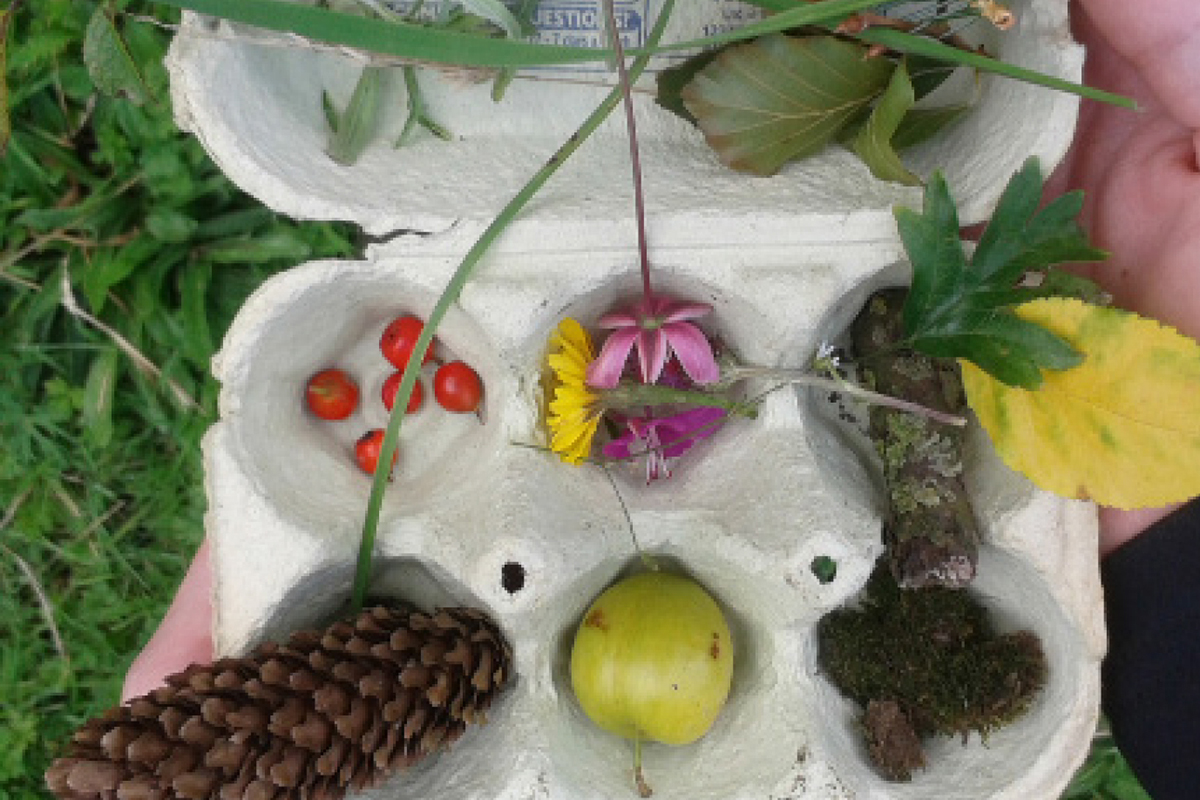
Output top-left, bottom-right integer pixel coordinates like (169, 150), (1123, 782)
(856, 26), (1136, 108)
(157, 0), (620, 66)
(155, 0), (885, 67)
(350, 0), (679, 611)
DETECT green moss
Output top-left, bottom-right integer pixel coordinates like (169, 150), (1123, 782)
(818, 561), (1047, 778)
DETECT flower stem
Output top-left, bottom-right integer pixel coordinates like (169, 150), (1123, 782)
(600, 465), (658, 571)
(634, 733), (652, 797)
(724, 364), (967, 427)
(603, 0), (653, 303)
(605, 381), (757, 418)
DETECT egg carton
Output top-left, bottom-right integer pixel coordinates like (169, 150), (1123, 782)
(174, 0), (1104, 798)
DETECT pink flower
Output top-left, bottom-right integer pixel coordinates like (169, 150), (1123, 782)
(602, 407), (727, 482)
(585, 295), (719, 388)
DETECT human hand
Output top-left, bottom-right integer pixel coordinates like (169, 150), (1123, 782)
(1047, 0), (1200, 556)
(121, 539), (215, 701)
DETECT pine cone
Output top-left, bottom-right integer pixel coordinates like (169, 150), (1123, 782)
(46, 605), (513, 800)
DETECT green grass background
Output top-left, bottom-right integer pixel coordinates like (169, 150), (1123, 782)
(0, 2), (1151, 798)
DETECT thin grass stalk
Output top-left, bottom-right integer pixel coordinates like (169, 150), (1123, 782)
(351, 0), (679, 611)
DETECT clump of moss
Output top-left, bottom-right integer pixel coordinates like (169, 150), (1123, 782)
(818, 560), (1048, 781)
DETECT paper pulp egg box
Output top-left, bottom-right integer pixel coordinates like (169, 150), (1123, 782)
(171, 1), (1105, 798)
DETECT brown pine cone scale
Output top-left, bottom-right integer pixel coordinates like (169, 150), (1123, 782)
(47, 606), (513, 800)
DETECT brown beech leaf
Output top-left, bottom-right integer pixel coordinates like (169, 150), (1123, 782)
(963, 298), (1200, 509)
(680, 34), (894, 176)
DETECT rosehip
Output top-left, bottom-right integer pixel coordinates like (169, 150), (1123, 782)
(433, 361), (483, 413)
(354, 429), (398, 476)
(381, 371), (423, 414)
(380, 315), (435, 370)
(305, 368), (358, 420)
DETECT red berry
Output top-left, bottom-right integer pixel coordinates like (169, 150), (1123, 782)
(381, 371), (423, 414)
(305, 368), (359, 420)
(355, 429), (398, 476)
(433, 361), (483, 413)
(380, 315), (435, 370)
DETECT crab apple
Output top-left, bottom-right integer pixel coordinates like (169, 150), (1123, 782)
(305, 368), (359, 420)
(570, 571), (733, 747)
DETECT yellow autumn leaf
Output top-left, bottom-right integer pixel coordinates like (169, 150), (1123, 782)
(961, 297), (1200, 509)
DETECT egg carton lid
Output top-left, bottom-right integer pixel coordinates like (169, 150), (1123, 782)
(165, 0), (1083, 239)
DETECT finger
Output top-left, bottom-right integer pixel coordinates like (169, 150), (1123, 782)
(121, 539), (215, 701)
(1100, 505), (1182, 557)
(1077, 0), (1200, 126)
(1048, 2), (1157, 200)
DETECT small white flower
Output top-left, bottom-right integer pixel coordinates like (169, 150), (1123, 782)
(814, 341), (841, 375)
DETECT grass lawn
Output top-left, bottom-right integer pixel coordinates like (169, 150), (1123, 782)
(0, 2), (1150, 798)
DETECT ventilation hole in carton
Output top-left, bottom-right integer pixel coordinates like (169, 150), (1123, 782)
(810, 556), (837, 585)
(501, 562), (526, 594)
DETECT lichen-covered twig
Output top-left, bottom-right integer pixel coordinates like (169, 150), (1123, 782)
(851, 288), (979, 589)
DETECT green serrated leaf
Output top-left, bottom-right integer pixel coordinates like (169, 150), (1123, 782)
(83, 6), (152, 104)
(972, 163), (1106, 287)
(326, 64), (384, 166)
(897, 159), (1104, 386)
(680, 34), (894, 176)
(850, 62), (920, 186)
(82, 348), (120, 448)
(898, 174), (966, 333)
(1030, 269), (1110, 306)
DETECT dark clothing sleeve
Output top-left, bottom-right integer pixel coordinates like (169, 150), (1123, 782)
(1101, 497), (1200, 800)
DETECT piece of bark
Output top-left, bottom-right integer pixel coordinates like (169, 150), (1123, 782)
(850, 287), (979, 588)
(862, 700), (926, 782)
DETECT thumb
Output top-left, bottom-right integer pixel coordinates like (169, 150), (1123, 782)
(121, 539), (215, 701)
(1076, 0), (1200, 126)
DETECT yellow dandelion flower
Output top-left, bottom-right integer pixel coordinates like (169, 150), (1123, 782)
(546, 318), (603, 464)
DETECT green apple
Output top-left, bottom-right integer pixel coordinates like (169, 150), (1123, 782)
(570, 571), (733, 747)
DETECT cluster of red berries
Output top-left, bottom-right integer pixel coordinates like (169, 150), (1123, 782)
(304, 314), (483, 476)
